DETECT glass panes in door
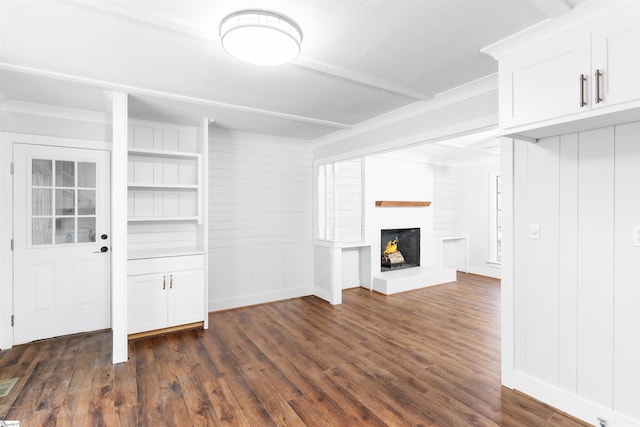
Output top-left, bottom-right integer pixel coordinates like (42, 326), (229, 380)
(31, 159), (97, 245)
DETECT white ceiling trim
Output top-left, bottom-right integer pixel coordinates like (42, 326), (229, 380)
(70, 0), (427, 101)
(0, 63), (352, 130)
(295, 58), (429, 100)
(0, 99), (110, 124)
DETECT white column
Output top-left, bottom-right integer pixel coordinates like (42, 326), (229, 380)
(111, 91), (128, 364)
(500, 137), (515, 387)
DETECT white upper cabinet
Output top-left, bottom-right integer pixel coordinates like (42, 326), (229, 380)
(492, 2), (640, 137)
(591, 6), (640, 110)
(499, 29), (590, 128)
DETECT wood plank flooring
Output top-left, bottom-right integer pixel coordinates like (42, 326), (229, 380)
(0, 273), (589, 426)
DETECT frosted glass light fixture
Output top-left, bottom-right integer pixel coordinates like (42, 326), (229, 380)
(220, 10), (302, 65)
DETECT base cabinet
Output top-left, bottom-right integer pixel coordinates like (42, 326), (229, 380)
(127, 255), (204, 335)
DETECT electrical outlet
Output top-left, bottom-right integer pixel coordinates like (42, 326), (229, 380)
(528, 223), (540, 240)
(633, 225), (640, 247)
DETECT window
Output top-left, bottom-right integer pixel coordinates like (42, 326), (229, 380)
(31, 159), (97, 246)
(488, 171), (501, 264)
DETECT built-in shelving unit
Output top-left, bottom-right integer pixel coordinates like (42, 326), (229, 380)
(125, 119), (209, 338)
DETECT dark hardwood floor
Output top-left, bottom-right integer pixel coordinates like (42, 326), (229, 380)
(0, 273), (589, 426)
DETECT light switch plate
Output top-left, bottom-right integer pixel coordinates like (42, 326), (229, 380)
(528, 223), (540, 240)
(633, 225), (640, 247)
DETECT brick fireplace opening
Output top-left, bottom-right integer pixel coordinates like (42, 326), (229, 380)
(380, 227), (420, 272)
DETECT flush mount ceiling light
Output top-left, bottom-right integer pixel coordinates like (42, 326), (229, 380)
(220, 10), (302, 66)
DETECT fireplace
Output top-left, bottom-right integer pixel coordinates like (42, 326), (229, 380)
(380, 228), (420, 271)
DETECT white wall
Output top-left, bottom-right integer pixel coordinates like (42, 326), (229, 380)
(455, 161), (502, 278)
(508, 122), (640, 426)
(208, 128), (314, 310)
(364, 153), (435, 271)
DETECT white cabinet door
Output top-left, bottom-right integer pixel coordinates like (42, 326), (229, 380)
(168, 269), (205, 327)
(127, 273), (168, 334)
(499, 29), (591, 128)
(591, 3), (640, 110)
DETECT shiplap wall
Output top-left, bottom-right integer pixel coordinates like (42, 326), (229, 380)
(317, 160), (363, 242)
(512, 122), (640, 423)
(433, 166), (456, 238)
(208, 128), (314, 310)
(334, 160), (363, 242)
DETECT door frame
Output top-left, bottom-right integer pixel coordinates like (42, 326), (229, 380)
(0, 132), (112, 349)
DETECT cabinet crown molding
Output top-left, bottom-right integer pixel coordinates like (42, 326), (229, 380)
(481, 0), (633, 60)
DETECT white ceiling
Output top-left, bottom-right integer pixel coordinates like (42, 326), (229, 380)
(0, 0), (582, 147)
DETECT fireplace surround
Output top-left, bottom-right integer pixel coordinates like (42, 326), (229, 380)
(380, 228), (420, 271)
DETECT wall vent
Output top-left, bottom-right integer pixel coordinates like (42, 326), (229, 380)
(0, 377), (19, 397)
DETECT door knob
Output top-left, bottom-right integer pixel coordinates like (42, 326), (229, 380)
(101, 234), (108, 240)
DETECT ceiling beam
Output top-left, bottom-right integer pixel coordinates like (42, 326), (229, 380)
(525, 0), (573, 19)
(295, 58), (431, 101)
(0, 63), (352, 130)
(71, 0), (429, 102)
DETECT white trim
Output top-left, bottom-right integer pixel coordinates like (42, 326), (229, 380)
(513, 371), (640, 427)
(0, 136), (13, 349)
(0, 132), (112, 151)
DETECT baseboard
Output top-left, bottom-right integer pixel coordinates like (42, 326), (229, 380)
(512, 371), (640, 427)
(313, 286), (331, 303)
(208, 285), (314, 312)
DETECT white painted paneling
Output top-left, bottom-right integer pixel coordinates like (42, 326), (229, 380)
(613, 121), (640, 419)
(208, 129), (313, 311)
(524, 136), (559, 384)
(558, 132), (579, 393)
(341, 248), (361, 289)
(513, 140), (528, 373)
(510, 123), (640, 425)
(576, 126), (614, 407)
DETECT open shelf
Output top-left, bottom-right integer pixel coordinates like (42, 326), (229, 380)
(128, 246), (206, 260)
(128, 183), (198, 191)
(375, 200), (432, 207)
(128, 216), (199, 222)
(128, 147), (200, 159)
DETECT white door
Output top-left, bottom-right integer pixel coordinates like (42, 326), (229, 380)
(13, 143), (111, 344)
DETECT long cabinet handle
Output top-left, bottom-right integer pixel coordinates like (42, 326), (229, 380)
(170, 274), (173, 289)
(579, 74), (587, 107)
(162, 275), (166, 290)
(595, 69), (602, 104)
